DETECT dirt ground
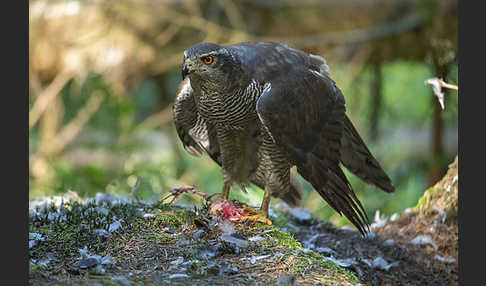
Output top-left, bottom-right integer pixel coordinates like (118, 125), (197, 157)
(29, 202), (361, 286)
(291, 206), (458, 286)
(29, 158), (458, 286)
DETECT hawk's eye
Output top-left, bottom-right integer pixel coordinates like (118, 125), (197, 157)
(202, 56), (214, 65)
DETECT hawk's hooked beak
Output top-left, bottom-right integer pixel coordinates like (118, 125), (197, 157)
(182, 59), (194, 80)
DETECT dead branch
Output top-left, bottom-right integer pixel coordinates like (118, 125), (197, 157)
(133, 106), (173, 135)
(29, 72), (73, 130)
(218, 0), (246, 31)
(39, 91), (106, 156)
(148, 4), (252, 43)
(262, 14), (423, 48)
(162, 185), (219, 204)
(426, 78), (458, 91)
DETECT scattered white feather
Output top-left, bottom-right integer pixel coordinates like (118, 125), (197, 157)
(29, 233), (46, 248)
(101, 254), (116, 265)
(404, 208), (413, 214)
(315, 247), (336, 256)
(390, 213), (399, 221)
(383, 239), (395, 246)
(371, 210), (388, 229)
(369, 257), (399, 271)
(240, 254), (271, 265)
(143, 213), (156, 219)
(425, 78), (445, 109)
(434, 255), (456, 263)
(93, 229), (113, 238)
(322, 256), (357, 268)
(170, 256), (184, 266)
(169, 273), (190, 279)
(108, 217), (124, 232)
(77, 246), (115, 268)
(411, 235), (438, 251)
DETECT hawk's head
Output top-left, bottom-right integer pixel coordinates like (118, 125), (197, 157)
(182, 43), (240, 90)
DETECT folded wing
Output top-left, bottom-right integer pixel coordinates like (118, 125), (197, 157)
(173, 78), (221, 164)
(256, 70), (370, 234)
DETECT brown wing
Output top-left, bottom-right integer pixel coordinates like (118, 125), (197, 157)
(256, 70), (370, 235)
(173, 78), (221, 163)
(340, 115), (395, 193)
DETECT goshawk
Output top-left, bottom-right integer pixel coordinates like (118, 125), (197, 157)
(173, 42), (394, 234)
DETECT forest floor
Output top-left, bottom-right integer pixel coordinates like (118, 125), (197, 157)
(28, 158), (458, 286)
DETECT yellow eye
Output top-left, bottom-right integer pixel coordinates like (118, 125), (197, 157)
(202, 56), (214, 65)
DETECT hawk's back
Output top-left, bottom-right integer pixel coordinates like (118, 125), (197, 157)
(226, 42), (329, 83)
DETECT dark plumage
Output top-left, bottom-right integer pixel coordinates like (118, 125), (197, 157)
(173, 41), (394, 234)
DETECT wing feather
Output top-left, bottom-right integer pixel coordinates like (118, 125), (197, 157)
(256, 70), (370, 235)
(340, 115), (395, 193)
(173, 78), (221, 163)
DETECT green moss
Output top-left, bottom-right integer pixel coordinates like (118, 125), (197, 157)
(30, 199), (360, 285)
(29, 263), (44, 273)
(242, 223), (303, 254)
(415, 185), (439, 211)
(86, 278), (124, 286)
(142, 207), (194, 230)
(29, 200), (144, 261)
(267, 228), (302, 249)
(292, 252), (359, 283)
(155, 233), (175, 244)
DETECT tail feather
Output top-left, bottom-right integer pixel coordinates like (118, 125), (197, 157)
(340, 115), (394, 193)
(298, 153), (370, 235)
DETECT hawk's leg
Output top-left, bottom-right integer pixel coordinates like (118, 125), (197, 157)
(260, 187), (271, 217)
(215, 126), (253, 200)
(221, 183), (231, 200)
(243, 131), (293, 224)
(240, 186), (272, 225)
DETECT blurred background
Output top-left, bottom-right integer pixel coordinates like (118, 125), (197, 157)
(29, 0), (458, 228)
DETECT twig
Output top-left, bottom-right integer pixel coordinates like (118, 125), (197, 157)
(218, 0), (246, 31)
(162, 186), (219, 204)
(334, 43), (373, 87)
(29, 60), (43, 96)
(263, 14), (423, 48)
(154, 24), (182, 47)
(29, 72), (73, 130)
(427, 78), (458, 91)
(241, 0), (419, 9)
(133, 106), (173, 135)
(182, 0), (202, 18)
(40, 91), (106, 155)
(152, 5), (251, 41)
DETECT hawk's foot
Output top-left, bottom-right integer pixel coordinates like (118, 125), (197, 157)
(240, 207), (272, 225)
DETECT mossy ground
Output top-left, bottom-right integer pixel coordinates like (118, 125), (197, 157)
(29, 156), (459, 286)
(29, 198), (360, 286)
(415, 156), (458, 222)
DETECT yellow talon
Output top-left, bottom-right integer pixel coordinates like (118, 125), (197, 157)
(241, 209), (272, 225)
